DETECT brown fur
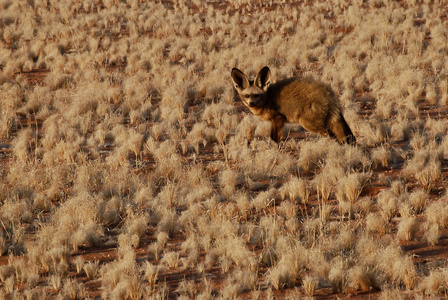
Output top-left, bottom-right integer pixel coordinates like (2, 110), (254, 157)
(231, 66), (356, 144)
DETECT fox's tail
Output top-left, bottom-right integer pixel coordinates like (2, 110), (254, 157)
(341, 116), (356, 145)
(330, 114), (356, 145)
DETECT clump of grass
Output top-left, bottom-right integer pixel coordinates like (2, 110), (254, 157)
(277, 201), (297, 220)
(418, 269), (448, 297)
(267, 263), (293, 290)
(161, 251), (180, 269)
(156, 209), (178, 237)
(371, 145), (391, 167)
(381, 287), (405, 300)
(83, 260), (100, 280)
(336, 172), (370, 203)
(73, 256), (85, 274)
(355, 197), (372, 217)
(392, 256), (417, 290)
(366, 213), (387, 235)
(297, 139), (333, 172)
(11, 128), (32, 165)
(279, 176), (309, 204)
(348, 264), (381, 291)
(425, 223), (440, 245)
(403, 143), (443, 190)
(143, 262), (160, 286)
(390, 180), (406, 197)
(218, 255), (233, 274)
(48, 274), (62, 291)
(235, 192), (251, 220)
(336, 173), (371, 218)
(302, 275), (319, 296)
(3, 276), (14, 294)
(408, 189), (428, 215)
(314, 172), (333, 202)
(335, 226), (356, 252)
(26, 270), (40, 287)
(186, 122), (208, 154)
(236, 115), (257, 142)
(100, 242), (144, 299)
(252, 188), (277, 212)
(362, 118), (390, 146)
(122, 210), (149, 248)
(424, 198), (448, 245)
(425, 199), (448, 229)
(0, 265), (11, 284)
(224, 268), (258, 295)
(328, 257), (346, 293)
(62, 278), (86, 299)
(303, 218), (323, 246)
(397, 216), (418, 241)
(175, 279), (197, 299)
(224, 236), (258, 272)
(220, 168), (241, 199)
(377, 189), (398, 222)
(410, 132), (428, 151)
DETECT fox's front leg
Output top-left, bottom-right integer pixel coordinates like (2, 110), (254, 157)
(270, 113), (287, 143)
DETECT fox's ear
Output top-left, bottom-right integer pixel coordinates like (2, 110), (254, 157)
(231, 68), (249, 91)
(255, 66), (271, 91)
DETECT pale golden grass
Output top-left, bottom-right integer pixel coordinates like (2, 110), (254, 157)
(279, 176), (309, 204)
(418, 269), (448, 297)
(397, 216), (418, 241)
(302, 275), (319, 296)
(1, 0), (448, 298)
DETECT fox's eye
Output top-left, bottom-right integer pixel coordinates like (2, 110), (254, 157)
(244, 94), (250, 98)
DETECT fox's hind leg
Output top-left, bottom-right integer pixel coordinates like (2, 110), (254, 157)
(298, 117), (330, 139)
(328, 114), (356, 145)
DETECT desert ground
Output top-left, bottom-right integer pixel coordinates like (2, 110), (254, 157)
(1, 0), (448, 299)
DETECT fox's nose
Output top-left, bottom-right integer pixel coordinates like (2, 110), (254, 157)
(248, 102), (256, 107)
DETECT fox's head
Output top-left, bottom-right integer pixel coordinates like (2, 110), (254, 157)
(231, 66), (271, 108)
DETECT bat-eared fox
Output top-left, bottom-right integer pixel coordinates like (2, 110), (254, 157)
(231, 66), (356, 145)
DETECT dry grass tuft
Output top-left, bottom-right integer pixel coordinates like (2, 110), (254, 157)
(302, 275), (319, 296)
(397, 217), (418, 241)
(279, 176), (309, 204)
(348, 265), (381, 291)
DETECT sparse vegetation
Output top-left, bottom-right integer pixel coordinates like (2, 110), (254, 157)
(0, 0), (447, 298)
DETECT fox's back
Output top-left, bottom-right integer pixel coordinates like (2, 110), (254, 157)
(266, 77), (340, 123)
